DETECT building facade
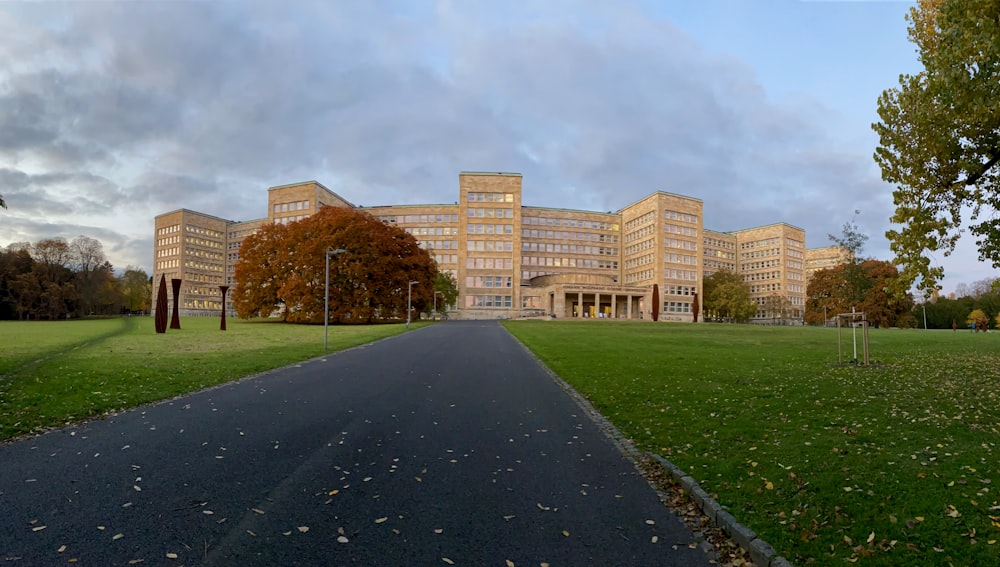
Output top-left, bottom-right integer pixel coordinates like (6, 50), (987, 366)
(153, 172), (832, 322)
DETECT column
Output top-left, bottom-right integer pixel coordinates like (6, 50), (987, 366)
(577, 292), (583, 318)
(611, 293), (617, 319)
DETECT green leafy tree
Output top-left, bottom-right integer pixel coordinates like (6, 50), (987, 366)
(873, 0), (1000, 294)
(829, 218), (867, 303)
(118, 267), (151, 313)
(433, 271), (458, 314)
(703, 270), (756, 323)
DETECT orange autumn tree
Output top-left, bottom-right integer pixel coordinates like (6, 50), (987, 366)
(233, 206), (437, 324)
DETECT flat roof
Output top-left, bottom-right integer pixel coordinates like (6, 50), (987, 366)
(459, 171), (523, 177)
(154, 208), (235, 224)
(522, 205), (619, 217)
(616, 190), (703, 214)
(268, 180), (356, 208)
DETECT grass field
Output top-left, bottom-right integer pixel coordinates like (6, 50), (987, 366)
(503, 320), (1000, 567)
(0, 317), (416, 441)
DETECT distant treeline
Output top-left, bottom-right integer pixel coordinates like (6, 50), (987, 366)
(0, 237), (150, 320)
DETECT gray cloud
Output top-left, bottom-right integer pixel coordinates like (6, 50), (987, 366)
(0, 1), (923, 281)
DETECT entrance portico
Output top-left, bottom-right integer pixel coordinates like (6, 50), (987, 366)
(529, 274), (649, 320)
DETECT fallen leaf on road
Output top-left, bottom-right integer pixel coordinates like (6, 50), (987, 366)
(112, 533), (124, 540)
(298, 526), (309, 533)
(375, 517), (388, 524)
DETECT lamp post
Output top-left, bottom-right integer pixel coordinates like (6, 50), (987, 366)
(433, 290), (443, 318)
(324, 248), (347, 351)
(407, 280), (419, 328)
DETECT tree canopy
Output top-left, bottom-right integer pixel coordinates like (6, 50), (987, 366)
(702, 270), (756, 323)
(805, 260), (914, 328)
(0, 238), (146, 320)
(873, 0), (1000, 294)
(232, 206), (438, 324)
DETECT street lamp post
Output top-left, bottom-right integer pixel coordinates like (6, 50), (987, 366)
(407, 280), (419, 328)
(433, 290), (443, 318)
(324, 248), (347, 351)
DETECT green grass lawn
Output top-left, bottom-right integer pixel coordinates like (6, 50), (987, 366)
(0, 317), (417, 441)
(504, 320), (1000, 567)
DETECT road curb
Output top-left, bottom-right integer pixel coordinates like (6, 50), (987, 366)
(648, 453), (794, 567)
(505, 326), (794, 567)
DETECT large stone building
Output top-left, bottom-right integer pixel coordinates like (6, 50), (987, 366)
(153, 172), (836, 322)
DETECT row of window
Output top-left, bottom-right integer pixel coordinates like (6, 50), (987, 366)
(665, 253), (698, 266)
(468, 223), (513, 235)
(625, 239), (655, 256)
(521, 257), (618, 269)
(665, 210), (698, 224)
(523, 216), (618, 231)
(624, 224), (656, 242)
(665, 223), (697, 237)
(706, 249), (736, 260)
(433, 253), (458, 264)
(186, 237), (223, 249)
(275, 215), (307, 225)
(157, 224), (180, 236)
(704, 237), (734, 249)
(466, 276), (513, 288)
(156, 247), (179, 258)
(184, 260), (223, 272)
(741, 238), (781, 249)
(741, 248), (780, 259)
(665, 269), (698, 281)
(624, 254), (655, 269)
(467, 208), (514, 219)
(743, 259), (781, 270)
(467, 192), (515, 203)
(751, 283), (782, 293)
(157, 236), (181, 246)
(273, 201), (310, 213)
(522, 243), (616, 255)
(381, 214), (460, 224)
(186, 225), (223, 239)
(465, 295), (513, 308)
(406, 226), (460, 236)
(418, 240), (458, 249)
(624, 270), (655, 284)
(665, 285), (697, 296)
(744, 271), (782, 281)
(624, 212), (655, 231)
(466, 258), (514, 270)
(665, 238), (698, 251)
(522, 230), (619, 243)
(704, 259), (736, 271)
(663, 301), (692, 313)
(468, 240), (514, 252)
(155, 259), (179, 270)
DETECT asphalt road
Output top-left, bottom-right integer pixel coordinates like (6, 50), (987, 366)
(0, 321), (714, 566)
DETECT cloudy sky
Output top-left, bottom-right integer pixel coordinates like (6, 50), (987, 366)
(0, 0), (989, 293)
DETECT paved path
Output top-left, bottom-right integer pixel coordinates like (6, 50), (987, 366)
(0, 321), (713, 566)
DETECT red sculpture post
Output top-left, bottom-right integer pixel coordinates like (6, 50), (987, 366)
(155, 275), (168, 334)
(219, 286), (230, 331)
(170, 279), (182, 329)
